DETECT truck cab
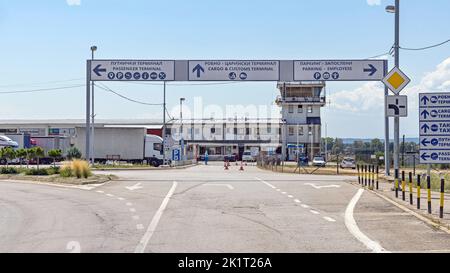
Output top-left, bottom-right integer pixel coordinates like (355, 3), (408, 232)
(144, 134), (165, 167)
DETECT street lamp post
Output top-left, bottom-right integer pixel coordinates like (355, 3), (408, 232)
(386, 0), (400, 182)
(90, 45), (97, 165)
(180, 98), (185, 161)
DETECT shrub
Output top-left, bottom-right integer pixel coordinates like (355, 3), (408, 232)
(47, 166), (60, 175)
(60, 163), (73, 178)
(61, 160), (91, 179)
(24, 168), (50, 176)
(67, 147), (82, 160)
(0, 167), (18, 174)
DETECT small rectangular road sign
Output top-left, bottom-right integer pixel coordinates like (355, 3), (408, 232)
(293, 60), (385, 81)
(419, 92), (450, 164)
(90, 60), (175, 81)
(386, 95), (408, 117)
(188, 60), (280, 81)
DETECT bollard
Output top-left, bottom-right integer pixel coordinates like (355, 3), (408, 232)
(417, 175), (421, 209)
(371, 165), (375, 190)
(409, 172), (413, 205)
(402, 171), (406, 201)
(440, 177), (445, 219)
(357, 165), (360, 185)
(364, 165), (368, 187)
(427, 175), (432, 214)
(376, 165), (379, 190)
(395, 169), (399, 198)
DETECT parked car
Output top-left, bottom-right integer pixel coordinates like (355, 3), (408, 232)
(242, 151), (255, 162)
(312, 156), (326, 167)
(340, 157), (356, 169)
(224, 154), (237, 162)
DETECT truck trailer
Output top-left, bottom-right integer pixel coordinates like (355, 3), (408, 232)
(74, 127), (165, 166)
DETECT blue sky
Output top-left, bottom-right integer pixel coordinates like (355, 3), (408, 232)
(0, 0), (449, 138)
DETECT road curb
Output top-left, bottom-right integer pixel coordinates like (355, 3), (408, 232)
(349, 182), (450, 235)
(93, 163), (198, 171)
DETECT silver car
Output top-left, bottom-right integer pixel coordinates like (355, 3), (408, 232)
(340, 158), (356, 169)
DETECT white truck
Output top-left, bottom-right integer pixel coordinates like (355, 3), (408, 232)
(74, 127), (166, 167)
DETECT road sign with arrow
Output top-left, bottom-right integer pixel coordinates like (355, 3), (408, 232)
(386, 95), (407, 117)
(293, 60), (385, 81)
(419, 92), (450, 164)
(90, 60), (175, 81)
(188, 60), (280, 81)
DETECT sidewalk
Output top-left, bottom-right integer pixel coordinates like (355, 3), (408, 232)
(351, 173), (450, 232)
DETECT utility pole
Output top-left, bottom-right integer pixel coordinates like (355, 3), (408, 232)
(90, 46), (97, 165)
(393, 0), (401, 187)
(162, 81), (167, 165)
(85, 61), (91, 162)
(180, 98), (185, 161)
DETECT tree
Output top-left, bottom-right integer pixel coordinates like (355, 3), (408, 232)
(48, 149), (62, 167)
(0, 147), (16, 166)
(34, 147), (45, 170)
(16, 148), (27, 168)
(25, 148), (36, 169)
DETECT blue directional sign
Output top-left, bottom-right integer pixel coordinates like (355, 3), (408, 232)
(172, 149), (181, 161)
(419, 92), (450, 163)
(90, 60), (175, 81)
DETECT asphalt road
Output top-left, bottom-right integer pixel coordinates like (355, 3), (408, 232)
(1, 163), (449, 253)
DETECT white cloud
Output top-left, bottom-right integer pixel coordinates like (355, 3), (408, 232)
(329, 57), (450, 113)
(66, 0), (81, 6)
(329, 81), (384, 112)
(367, 0), (381, 6)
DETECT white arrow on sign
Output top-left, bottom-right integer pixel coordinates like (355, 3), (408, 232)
(125, 183), (144, 191)
(304, 183), (341, 189)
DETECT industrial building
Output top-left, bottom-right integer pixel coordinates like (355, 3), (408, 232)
(0, 82), (327, 161)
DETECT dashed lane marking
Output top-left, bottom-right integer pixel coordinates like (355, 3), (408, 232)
(323, 217), (336, 222)
(136, 224), (144, 230)
(129, 208), (136, 213)
(294, 199), (301, 203)
(126, 202), (133, 206)
(310, 210), (320, 215)
(288, 195), (293, 198)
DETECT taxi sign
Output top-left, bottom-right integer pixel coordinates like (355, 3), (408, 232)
(382, 67), (410, 95)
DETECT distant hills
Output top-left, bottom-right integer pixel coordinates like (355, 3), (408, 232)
(340, 138), (419, 144)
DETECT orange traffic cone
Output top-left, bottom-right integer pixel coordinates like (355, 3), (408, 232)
(239, 161), (244, 171)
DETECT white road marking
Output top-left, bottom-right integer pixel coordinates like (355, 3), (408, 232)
(117, 197), (125, 201)
(310, 210), (320, 215)
(301, 204), (310, 208)
(96, 190), (104, 193)
(129, 208), (136, 212)
(136, 224), (144, 230)
(323, 217), (336, 222)
(294, 199), (301, 203)
(288, 195), (293, 198)
(281, 192), (287, 195)
(345, 189), (389, 253)
(276, 189), (281, 192)
(106, 193), (114, 197)
(132, 215), (140, 220)
(304, 183), (341, 189)
(135, 181), (178, 253)
(126, 202), (133, 206)
(203, 183), (234, 190)
(255, 177), (276, 189)
(126, 182), (144, 191)
(66, 241), (81, 253)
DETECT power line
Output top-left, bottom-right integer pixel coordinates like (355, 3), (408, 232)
(0, 78), (84, 89)
(95, 83), (163, 106)
(400, 38), (450, 51)
(0, 84), (85, 94)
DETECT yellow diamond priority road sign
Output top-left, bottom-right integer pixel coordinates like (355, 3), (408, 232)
(382, 67), (411, 95)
